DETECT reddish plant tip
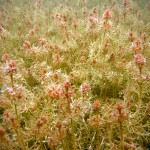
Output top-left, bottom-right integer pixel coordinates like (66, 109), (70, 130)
(134, 53), (146, 66)
(23, 40), (31, 48)
(89, 115), (101, 127)
(128, 31), (135, 42)
(66, 88), (74, 98)
(5, 60), (17, 74)
(2, 52), (8, 61)
(141, 33), (147, 40)
(73, 21), (77, 29)
(0, 127), (5, 137)
(3, 110), (15, 122)
(92, 100), (101, 110)
(63, 81), (71, 88)
(40, 116), (48, 122)
(135, 38), (141, 46)
(36, 116), (48, 128)
(80, 82), (91, 95)
(16, 89), (23, 99)
(0, 99), (10, 107)
(55, 121), (62, 129)
(82, 7), (87, 15)
(80, 56), (86, 62)
(122, 111), (128, 120)
(50, 89), (59, 99)
(48, 136), (58, 148)
(129, 31), (133, 37)
(116, 102), (124, 111)
(123, 0), (130, 6)
(103, 9), (111, 20)
(137, 11), (142, 19)
(93, 7), (97, 13)
(39, 38), (47, 45)
(0, 25), (3, 32)
(89, 12), (94, 17)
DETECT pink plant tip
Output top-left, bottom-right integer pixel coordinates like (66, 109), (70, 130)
(134, 53), (146, 66)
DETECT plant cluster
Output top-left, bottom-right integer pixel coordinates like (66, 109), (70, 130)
(0, 0), (150, 149)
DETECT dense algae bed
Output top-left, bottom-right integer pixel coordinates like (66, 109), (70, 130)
(0, 0), (150, 150)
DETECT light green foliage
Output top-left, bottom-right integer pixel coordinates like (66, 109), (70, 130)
(0, 0), (150, 149)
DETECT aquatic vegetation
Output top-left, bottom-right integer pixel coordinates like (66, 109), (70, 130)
(0, 0), (150, 149)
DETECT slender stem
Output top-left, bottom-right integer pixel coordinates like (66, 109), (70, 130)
(40, 138), (44, 150)
(14, 103), (26, 150)
(0, 137), (2, 150)
(67, 98), (71, 113)
(139, 66), (143, 106)
(139, 83), (142, 101)
(66, 87), (71, 113)
(119, 121), (124, 150)
(108, 125), (113, 150)
(118, 110), (124, 150)
(113, 85), (115, 98)
(95, 130), (100, 150)
(51, 147), (55, 150)
(58, 129), (65, 150)
(70, 119), (77, 150)
(10, 74), (14, 89)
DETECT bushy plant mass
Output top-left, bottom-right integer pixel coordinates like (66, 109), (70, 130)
(0, 0), (150, 149)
